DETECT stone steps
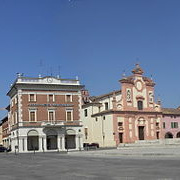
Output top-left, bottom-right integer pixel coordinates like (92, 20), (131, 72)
(118, 139), (180, 149)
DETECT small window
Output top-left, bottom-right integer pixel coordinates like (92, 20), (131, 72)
(84, 109), (88, 117)
(156, 122), (159, 127)
(105, 102), (108, 110)
(48, 111), (55, 121)
(171, 122), (178, 129)
(163, 122), (166, 129)
(137, 101), (143, 110)
(29, 94), (36, 102)
(66, 95), (72, 102)
(84, 128), (88, 139)
(95, 117), (98, 122)
(103, 116), (105, 120)
(118, 122), (123, 127)
(48, 94), (54, 102)
(66, 110), (73, 121)
(29, 111), (36, 122)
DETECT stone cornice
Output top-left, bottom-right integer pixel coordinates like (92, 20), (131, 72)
(91, 110), (162, 117)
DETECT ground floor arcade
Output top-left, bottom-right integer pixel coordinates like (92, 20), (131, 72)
(10, 126), (83, 153)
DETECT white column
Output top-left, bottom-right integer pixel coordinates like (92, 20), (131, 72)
(57, 134), (60, 151)
(24, 137), (28, 152)
(11, 138), (16, 152)
(59, 135), (65, 151)
(39, 136), (43, 152)
(43, 136), (47, 151)
(75, 135), (80, 150)
(80, 134), (83, 150)
(76, 134), (83, 150)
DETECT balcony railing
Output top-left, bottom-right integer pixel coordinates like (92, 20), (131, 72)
(41, 121), (65, 127)
(41, 120), (82, 127)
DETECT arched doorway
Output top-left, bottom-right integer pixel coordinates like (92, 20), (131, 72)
(46, 129), (57, 150)
(65, 129), (76, 149)
(165, 132), (173, 139)
(27, 130), (39, 151)
(176, 132), (180, 138)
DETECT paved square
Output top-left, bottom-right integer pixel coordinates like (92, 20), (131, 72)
(0, 148), (180, 180)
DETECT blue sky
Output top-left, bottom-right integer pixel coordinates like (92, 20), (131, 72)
(0, 0), (180, 118)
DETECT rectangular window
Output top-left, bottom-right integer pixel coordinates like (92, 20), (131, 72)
(138, 101), (143, 110)
(84, 109), (88, 117)
(48, 94), (54, 102)
(156, 122), (159, 127)
(163, 122), (166, 129)
(48, 111), (55, 121)
(171, 122), (178, 129)
(29, 94), (36, 102)
(66, 110), (73, 121)
(118, 122), (123, 127)
(29, 111), (36, 122)
(84, 128), (88, 139)
(105, 102), (108, 110)
(66, 94), (72, 102)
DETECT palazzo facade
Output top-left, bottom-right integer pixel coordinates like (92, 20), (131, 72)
(82, 65), (162, 147)
(162, 108), (180, 138)
(7, 75), (84, 153)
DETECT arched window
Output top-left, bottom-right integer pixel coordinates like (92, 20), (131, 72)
(176, 132), (180, 138)
(138, 101), (143, 110)
(165, 132), (173, 139)
(27, 130), (39, 151)
(46, 129), (58, 150)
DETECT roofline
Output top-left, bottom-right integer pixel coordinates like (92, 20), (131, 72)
(91, 90), (121, 101)
(82, 102), (102, 108)
(91, 110), (162, 117)
(7, 83), (85, 96)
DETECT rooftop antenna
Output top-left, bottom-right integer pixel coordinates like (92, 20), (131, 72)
(122, 70), (126, 78)
(39, 59), (43, 77)
(57, 65), (61, 79)
(50, 67), (53, 77)
(150, 74), (153, 80)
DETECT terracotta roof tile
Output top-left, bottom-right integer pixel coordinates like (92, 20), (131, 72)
(162, 108), (180, 115)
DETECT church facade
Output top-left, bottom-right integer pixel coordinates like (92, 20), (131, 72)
(82, 65), (162, 147)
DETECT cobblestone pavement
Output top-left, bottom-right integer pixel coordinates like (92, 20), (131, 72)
(0, 146), (180, 180)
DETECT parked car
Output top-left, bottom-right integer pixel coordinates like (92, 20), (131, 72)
(83, 143), (99, 149)
(0, 146), (7, 152)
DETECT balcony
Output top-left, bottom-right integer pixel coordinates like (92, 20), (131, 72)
(41, 121), (64, 127)
(41, 120), (82, 127)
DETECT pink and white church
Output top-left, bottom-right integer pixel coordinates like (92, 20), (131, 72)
(82, 64), (163, 147)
